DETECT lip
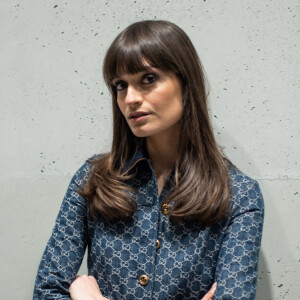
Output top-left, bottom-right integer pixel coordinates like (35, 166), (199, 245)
(128, 111), (151, 122)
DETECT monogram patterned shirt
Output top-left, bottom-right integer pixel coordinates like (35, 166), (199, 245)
(33, 148), (264, 299)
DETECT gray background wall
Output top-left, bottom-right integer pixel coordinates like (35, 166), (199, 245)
(1, 0), (299, 299)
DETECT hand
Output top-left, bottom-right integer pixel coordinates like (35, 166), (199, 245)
(69, 275), (110, 300)
(201, 282), (217, 300)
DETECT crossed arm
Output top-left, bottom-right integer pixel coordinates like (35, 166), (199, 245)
(68, 275), (217, 300)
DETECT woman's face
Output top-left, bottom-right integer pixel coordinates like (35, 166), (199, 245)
(113, 65), (183, 139)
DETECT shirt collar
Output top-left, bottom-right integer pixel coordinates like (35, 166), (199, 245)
(121, 145), (149, 176)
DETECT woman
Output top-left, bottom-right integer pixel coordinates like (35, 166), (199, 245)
(33, 20), (264, 300)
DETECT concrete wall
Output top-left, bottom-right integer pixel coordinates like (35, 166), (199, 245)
(1, 0), (299, 298)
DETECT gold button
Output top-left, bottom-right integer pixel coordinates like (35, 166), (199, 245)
(139, 274), (149, 286)
(156, 239), (160, 249)
(162, 203), (171, 215)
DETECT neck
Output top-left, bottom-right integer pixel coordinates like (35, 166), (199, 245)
(146, 128), (180, 175)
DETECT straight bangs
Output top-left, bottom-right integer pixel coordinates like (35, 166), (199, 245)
(112, 44), (153, 78)
(103, 24), (178, 89)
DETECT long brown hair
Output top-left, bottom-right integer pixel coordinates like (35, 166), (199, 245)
(80, 20), (231, 225)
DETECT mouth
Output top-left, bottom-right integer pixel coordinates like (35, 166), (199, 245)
(128, 111), (151, 122)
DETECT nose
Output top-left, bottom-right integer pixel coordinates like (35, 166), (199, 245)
(124, 85), (142, 106)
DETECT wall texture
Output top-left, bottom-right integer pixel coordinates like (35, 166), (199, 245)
(1, 0), (299, 299)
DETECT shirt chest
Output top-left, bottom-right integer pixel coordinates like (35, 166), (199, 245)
(85, 165), (228, 299)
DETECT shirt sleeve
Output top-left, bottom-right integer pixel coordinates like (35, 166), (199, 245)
(213, 179), (264, 300)
(33, 162), (91, 300)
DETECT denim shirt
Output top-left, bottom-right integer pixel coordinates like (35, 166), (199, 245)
(33, 148), (264, 300)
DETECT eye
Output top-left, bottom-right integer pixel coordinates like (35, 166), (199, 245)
(113, 80), (127, 91)
(142, 73), (158, 84)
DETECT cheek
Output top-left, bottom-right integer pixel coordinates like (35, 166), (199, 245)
(159, 89), (183, 116)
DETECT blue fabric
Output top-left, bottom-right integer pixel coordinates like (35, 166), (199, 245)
(33, 149), (264, 299)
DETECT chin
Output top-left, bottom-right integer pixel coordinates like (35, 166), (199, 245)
(130, 128), (155, 138)
(132, 132), (151, 138)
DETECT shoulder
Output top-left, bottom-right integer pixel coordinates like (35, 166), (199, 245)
(227, 163), (264, 214)
(71, 154), (101, 188)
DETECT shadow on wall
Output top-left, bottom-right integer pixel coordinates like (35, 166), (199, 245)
(256, 250), (273, 300)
